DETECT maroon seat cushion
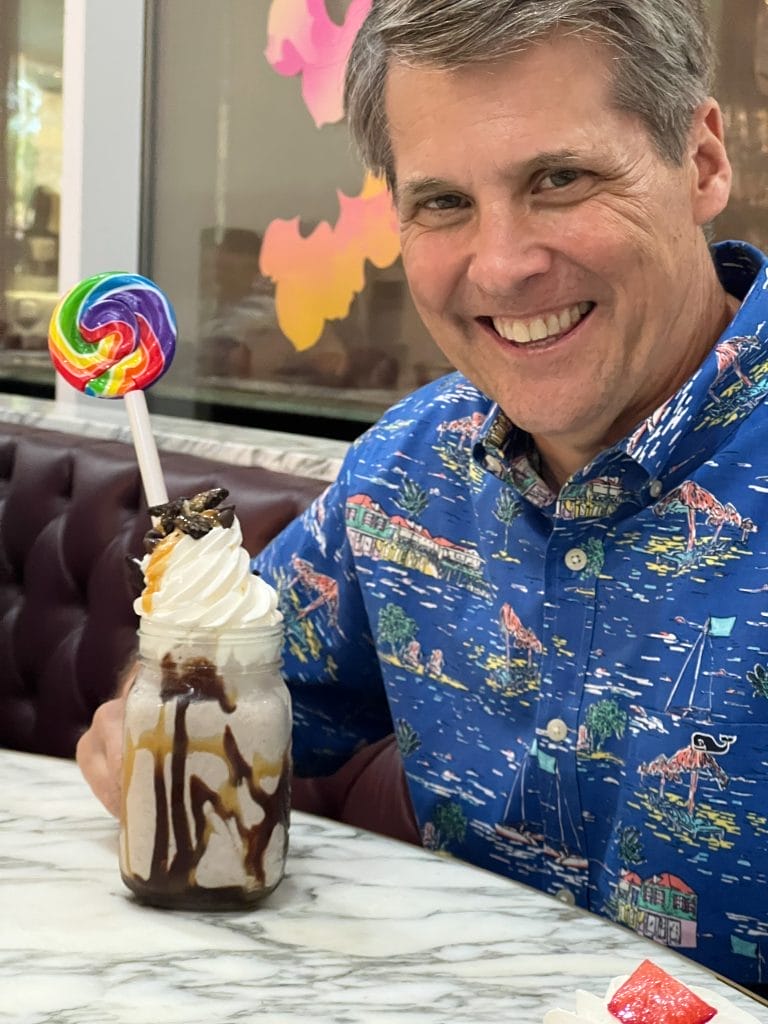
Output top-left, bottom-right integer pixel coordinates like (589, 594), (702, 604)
(0, 423), (324, 757)
(0, 422), (420, 846)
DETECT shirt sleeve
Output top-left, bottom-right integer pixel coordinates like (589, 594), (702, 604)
(252, 450), (393, 777)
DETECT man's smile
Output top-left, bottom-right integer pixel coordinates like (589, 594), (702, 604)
(479, 301), (596, 347)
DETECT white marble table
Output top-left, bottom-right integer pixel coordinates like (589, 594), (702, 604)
(1, 749), (765, 1024)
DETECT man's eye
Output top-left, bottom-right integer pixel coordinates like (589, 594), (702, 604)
(538, 168), (584, 191)
(422, 194), (467, 210)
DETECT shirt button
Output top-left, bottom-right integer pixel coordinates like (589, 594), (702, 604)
(649, 480), (663, 499)
(546, 718), (569, 742)
(564, 547), (588, 571)
(555, 887), (576, 906)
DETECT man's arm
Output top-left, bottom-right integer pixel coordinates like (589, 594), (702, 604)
(253, 457), (393, 779)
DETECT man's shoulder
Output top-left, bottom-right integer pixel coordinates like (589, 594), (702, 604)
(327, 372), (495, 496)
(337, 373), (493, 480)
(356, 372), (493, 451)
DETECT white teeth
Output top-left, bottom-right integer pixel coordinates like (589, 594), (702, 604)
(492, 302), (592, 345)
(530, 318), (548, 341)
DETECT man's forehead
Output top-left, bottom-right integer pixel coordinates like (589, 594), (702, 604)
(383, 30), (617, 88)
(383, 40), (649, 196)
(383, 39), (618, 135)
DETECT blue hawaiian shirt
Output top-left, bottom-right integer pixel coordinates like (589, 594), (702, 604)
(254, 241), (768, 986)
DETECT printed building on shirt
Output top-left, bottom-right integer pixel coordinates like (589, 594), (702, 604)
(614, 871), (698, 949)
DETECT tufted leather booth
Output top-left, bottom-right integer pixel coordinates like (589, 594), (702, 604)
(0, 421), (420, 844)
(0, 422), (325, 758)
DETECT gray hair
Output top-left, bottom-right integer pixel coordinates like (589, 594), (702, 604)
(344, 0), (715, 188)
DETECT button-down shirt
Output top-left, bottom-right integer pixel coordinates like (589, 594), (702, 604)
(255, 241), (768, 986)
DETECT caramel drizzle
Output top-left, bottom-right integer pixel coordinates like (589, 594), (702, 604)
(140, 533), (181, 615)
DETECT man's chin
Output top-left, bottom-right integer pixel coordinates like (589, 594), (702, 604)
(497, 406), (597, 440)
(498, 403), (615, 457)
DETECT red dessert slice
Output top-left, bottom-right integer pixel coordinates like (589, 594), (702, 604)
(607, 959), (717, 1024)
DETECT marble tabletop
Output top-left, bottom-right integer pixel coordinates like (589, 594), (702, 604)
(1, 749), (765, 1024)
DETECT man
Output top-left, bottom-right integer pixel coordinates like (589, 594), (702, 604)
(80, 0), (768, 990)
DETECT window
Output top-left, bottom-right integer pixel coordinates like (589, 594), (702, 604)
(0, 0), (63, 395)
(2, 0), (767, 438)
(711, 0), (768, 249)
(138, 0), (768, 439)
(142, 0), (449, 440)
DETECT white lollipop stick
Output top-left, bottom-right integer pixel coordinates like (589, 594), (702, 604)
(124, 391), (168, 506)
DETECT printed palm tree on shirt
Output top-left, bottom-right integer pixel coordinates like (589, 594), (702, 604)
(396, 476), (429, 518)
(585, 698), (628, 752)
(395, 718), (422, 758)
(493, 490), (522, 552)
(746, 663), (768, 700)
(424, 801), (468, 851)
(617, 825), (645, 867)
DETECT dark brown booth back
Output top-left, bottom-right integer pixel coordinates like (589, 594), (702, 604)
(0, 423), (325, 758)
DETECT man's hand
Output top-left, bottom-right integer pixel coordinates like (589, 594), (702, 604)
(76, 696), (126, 817)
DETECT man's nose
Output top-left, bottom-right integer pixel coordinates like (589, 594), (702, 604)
(466, 208), (554, 295)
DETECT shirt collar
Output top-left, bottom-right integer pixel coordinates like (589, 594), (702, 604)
(473, 407), (557, 508)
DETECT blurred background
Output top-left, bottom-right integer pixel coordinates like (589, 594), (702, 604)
(0, 0), (766, 440)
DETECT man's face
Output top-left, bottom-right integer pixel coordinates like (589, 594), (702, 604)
(386, 33), (730, 457)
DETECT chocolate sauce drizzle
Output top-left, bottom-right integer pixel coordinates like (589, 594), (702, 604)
(123, 653), (290, 910)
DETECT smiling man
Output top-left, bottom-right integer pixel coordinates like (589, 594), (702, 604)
(383, 31), (736, 487)
(78, 0), (768, 992)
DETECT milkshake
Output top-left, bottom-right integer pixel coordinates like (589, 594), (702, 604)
(119, 489), (291, 909)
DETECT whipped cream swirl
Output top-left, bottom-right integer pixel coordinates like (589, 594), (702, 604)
(134, 515), (281, 629)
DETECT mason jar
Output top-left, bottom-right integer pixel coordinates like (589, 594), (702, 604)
(119, 619), (291, 910)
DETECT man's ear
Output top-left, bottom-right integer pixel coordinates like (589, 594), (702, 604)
(689, 99), (732, 225)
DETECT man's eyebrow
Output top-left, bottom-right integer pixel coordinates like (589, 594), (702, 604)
(525, 149), (584, 170)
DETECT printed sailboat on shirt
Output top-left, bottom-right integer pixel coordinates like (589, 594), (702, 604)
(495, 739), (588, 870)
(665, 615), (736, 719)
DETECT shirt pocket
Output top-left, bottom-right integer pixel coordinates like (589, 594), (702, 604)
(582, 708), (768, 858)
(581, 714), (768, 983)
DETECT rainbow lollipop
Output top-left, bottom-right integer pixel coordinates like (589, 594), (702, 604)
(48, 272), (177, 506)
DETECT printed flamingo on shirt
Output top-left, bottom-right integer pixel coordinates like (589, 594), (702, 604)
(654, 480), (757, 551)
(500, 603), (543, 666)
(709, 334), (761, 398)
(287, 555), (339, 626)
